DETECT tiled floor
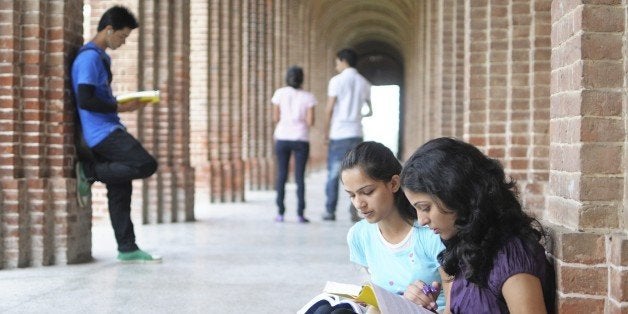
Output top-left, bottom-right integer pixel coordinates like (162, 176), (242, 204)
(0, 171), (367, 313)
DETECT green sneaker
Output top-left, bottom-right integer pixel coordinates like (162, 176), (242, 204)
(75, 161), (92, 208)
(117, 250), (162, 263)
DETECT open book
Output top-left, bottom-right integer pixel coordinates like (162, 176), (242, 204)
(321, 281), (435, 314)
(297, 292), (366, 314)
(116, 90), (160, 104)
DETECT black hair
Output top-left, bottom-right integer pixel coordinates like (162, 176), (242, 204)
(400, 137), (546, 287)
(341, 141), (417, 223)
(97, 6), (139, 32)
(336, 48), (358, 67)
(286, 66), (304, 89)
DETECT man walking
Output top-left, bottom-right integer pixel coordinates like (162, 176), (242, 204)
(71, 6), (160, 263)
(323, 48), (372, 221)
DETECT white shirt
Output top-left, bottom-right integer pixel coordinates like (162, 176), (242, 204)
(271, 86), (317, 141)
(327, 67), (371, 140)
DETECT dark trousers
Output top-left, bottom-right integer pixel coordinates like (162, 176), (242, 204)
(86, 129), (158, 252)
(275, 140), (310, 216)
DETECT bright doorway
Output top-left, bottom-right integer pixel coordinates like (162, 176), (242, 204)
(363, 85), (400, 156)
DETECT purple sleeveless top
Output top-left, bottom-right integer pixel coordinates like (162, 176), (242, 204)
(449, 237), (550, 313)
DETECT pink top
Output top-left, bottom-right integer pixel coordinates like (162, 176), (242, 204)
(271, 86), (317, 141)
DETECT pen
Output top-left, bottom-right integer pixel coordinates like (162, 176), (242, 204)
(422, 284), (437, 295)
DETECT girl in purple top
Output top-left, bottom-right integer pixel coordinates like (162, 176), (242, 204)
(399, 138), (555, 314)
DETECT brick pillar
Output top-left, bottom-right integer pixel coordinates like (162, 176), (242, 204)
(0, 0), (89, 268)
(487, 0), (507, 162)
(521, 0), (551, 217)
(441, 0), (464, 138)
(549, 2), (625, 312)
(193, 0), (282, 203)
(422, 0), (434, 140)
(429, 0), (442, 138)
(403, 0), (429, 152)
(190, 0), (210, 198)
(464, 0), (490, 147)
(441, 0), (454, 137)
(244, 0), (277, 192)
(454, 2), (465, 138)
(205, 0), (245, 202)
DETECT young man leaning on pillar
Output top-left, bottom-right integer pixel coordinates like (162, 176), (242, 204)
(71, 6), (161, 263)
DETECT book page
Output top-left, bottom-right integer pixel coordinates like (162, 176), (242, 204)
(116, 90), (160, 104)
(323, 281), (362, 299)
(369, 284), (434, 314)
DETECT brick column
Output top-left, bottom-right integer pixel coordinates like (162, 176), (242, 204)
(205, 0), (245, 202)
(550, 2), (625, 312)
(190, 0), (209, 198)
(488, 0), (509, 161)
(522, 0), (551, 217)
(464, 0), (490, 147)
(441, 0), (454, 137)
(399, 4), (422, 158)
(441, 0), (464, 138)
(193, 0), (283, 203)
(454, 2), (465, 138)
(0, 0), (88, 268)
(244, 0), (279, 192)
(421, 0), (434, 140)
(429, 0), (442, 138)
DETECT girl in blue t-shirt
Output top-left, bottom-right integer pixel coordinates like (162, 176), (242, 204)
(340, 141), (445, 312)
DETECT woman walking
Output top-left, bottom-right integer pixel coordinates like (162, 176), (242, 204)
(272, 66), (317, 223)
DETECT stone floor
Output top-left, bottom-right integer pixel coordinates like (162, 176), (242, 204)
(0, 171), (367, 314)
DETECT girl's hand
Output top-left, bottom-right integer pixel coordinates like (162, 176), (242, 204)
(403, 280), (441, 311)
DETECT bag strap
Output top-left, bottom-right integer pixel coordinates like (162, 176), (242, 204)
(77, 46), (112, 84)
(73, 45), (112, 161)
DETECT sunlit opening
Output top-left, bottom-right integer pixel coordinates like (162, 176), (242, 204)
(363, 85), (400, 156)
(83, 4), (92, 39)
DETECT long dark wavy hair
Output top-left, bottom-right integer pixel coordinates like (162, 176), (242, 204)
(341, 141), (417, 223)
(400, 137), (546, 286)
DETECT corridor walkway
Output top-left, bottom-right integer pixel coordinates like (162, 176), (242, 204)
(0, 171), (365, 313)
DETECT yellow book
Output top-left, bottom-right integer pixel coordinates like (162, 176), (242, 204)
(116, 90), (160, 104)
(323, 281), (433, 314)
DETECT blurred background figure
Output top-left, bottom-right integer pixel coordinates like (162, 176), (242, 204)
(271, 66), (317, 223)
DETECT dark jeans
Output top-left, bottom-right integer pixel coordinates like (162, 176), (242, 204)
(85, 129), (158, 252)
(325, 137), (362, 214)
(275, 140), (310, 216)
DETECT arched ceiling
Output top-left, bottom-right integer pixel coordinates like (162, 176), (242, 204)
(301, 0), (415, 85)
(304, 0), (417, 56)
(355, 41), (403, 86)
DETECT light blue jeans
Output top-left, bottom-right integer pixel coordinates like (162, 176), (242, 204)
(325, 137), (362, 214)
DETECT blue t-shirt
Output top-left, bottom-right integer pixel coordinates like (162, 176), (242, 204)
(71, 42), (123, 147)
(347, 220), (446, 308)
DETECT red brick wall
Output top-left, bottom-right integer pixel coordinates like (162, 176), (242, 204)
(549, 1), (626, 312)
(190, 0), (291, 203)
(0, 0), (88, 268)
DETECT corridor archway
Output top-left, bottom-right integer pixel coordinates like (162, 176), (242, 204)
(355, 41), (404, 157)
